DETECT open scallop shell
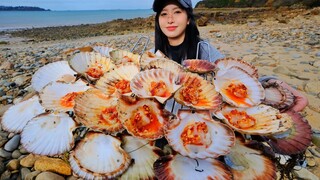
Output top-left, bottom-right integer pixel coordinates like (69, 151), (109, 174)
(214, 66), (265, 107)
(182, 59), (215, 73)
(21, 112), (76, 156)
(262, 80), (295, 111)
(92, 44), (113, 57)
(69, 52), (114, 80)
(165, 109), (235, 159)
(74, 88), (123, 133)
(146, 58), (185, 74)
(217, 104), (292, 135)
(174, 72), (222, 110)
(117, 95), (170, 140)
(215, 57), (258, 78)
(31, 61), (77, 92)
(109, 49), (140, 66)
(119, 135), (162, 180)
(69, 132), (131, 179)
(95, 63), (140, 96)
(140, 50), (167, 69)
(266, 110), (312, 155)
(130, 69), (182, 104)
(154, 154), (232, 180)
(39, 80), (91, 112)
(224, 136), (276, 180)
(1, 95), (45, 133)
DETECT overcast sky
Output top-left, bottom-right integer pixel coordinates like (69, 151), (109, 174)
(0, 0), (202, 10)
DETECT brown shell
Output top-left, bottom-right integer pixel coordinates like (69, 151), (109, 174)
(182, 59), (215, 73)
(215, 57), (258, 78)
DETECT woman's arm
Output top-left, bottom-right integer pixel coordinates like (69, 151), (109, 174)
(198, 41), (225, 62)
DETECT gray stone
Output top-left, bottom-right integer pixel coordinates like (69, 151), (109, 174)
(4, 134), (21, 152)
(25, 171), (41, 180)
(316, 52), (320, 57)
(20, 167), (31, 180)
(35, 172), (64, 180)
(11, 149), (22, 159)
(0, 170), (11, 180)
(0, 148), (12, 159)
(0, 161), (5, 174)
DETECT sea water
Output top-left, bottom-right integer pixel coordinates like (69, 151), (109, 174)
(0, 9), (154, 31)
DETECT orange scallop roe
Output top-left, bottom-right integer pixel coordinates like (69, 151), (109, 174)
(225, 109), (256, 129)
(150, 81), (171, 97)
(86, 66), (104, 79)
(98, 107), (119, 126)
(182, 78), (202, 105)
(115, 80), (131, 94)
(60, 92), (79, 108)
(225, 83), (250, 106)
(181, 122), (209, 147)
(123, 56), (133, 63)
(131, 105), (161, 133)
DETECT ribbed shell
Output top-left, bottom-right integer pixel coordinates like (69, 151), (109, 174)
(217, 104), (292, 135)
(21, 112), (76, 156)
(74, 88), (123, 133)
(119, 135), (162, 180)
(39, 80), (91, 112)
(140, 51), (167, 70)
(130, 69), (182, 104)
(109, 49), (140, 66)
(117, 95), (170, 140)
(154, 154), (232, 180)
(165, 110), (235, 159)
(1, 95), (45, 133)
(92, 44), (113, 57)
(214, 66), (265, 107)
(146, 58), (185, 74)
(31, 61), (77, 92)
(174, 72), (222, 110)
(69, 132), (131, 179)
(215, 57), (258, 78)
(182, 59), (215, 73)
(69, 52), (114, 80)
(95, 63), (140, 96)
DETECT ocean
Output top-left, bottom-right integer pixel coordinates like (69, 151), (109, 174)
(0, 9), (154, 31)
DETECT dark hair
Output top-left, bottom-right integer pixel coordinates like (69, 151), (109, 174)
(154, 5), (201, 62)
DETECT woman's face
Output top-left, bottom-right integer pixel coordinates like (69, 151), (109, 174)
(158, 3), (189, 46)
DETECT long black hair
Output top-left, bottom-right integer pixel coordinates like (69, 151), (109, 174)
(154, 3), (201, 62)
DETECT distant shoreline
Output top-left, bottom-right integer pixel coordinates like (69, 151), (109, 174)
(0, 6), (50, 11)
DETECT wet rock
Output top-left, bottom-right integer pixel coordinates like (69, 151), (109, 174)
(35, 171), (64, 180)
(4, 134), (20, 152)
(6, 159), (20, 171)
(20, 154), (40, 167)
(34, 156), (72, 175)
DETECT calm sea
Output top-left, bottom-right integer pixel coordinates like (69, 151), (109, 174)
(0, 9), (154, 31)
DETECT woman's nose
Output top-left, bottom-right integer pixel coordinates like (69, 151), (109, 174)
(167, 15), (174, 23)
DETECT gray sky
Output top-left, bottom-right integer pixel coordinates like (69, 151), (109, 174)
(0, 0), (202, 10)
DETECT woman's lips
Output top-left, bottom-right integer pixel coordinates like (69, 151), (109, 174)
(166, 26), (177, 31)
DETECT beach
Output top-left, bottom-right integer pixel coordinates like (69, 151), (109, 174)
(0, 7), (320, 179)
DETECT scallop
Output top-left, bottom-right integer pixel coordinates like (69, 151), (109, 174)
(1, 95), (45, 133)
(109, 49), (140, 66)
(140, 51), (167, 69)
(174, 72), (222, 110)
(224, 136), (276, 180)
(95, 63), (140, 96)
(266, 110), (312, 155)
(182, 59), (215, 73)
(214, 57), (258, 78)
(217, 104), (292, 135)
(214, 66), (265, 107)
(21, 112), (76, 156)
(154, 154), (232, 180)
(117, 95), (170, 140)
(130, 69), (182, 104)
(39, 80), (91, 112)
(74, 88), (123, 133)
(165, 109), (235, 159)
(69, 132), (131, 179)
(92, 44), (113, 57)
(146, 58), (185, 74)
(31, 61), (77, 92)
(69, 52), (114, 80)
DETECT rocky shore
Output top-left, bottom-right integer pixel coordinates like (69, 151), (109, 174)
(0, 7), (320, 180)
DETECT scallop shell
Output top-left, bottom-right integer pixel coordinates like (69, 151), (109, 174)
(174, 72), (222, 110)
(217, 104), (292, 135)
(39, 80), (91, 112)
(154, 154), (232, 180)
(31, 61), (77, 92)
(117, 95), (170, 140)
(21, 112), (76, 156)
(119, 135), (162, 180)
(182, 59), (215, 73)
(215, 57), (258, 78)
(69, 52), (114, 80)
(266, 110), (312, 155)
(95, 63), (140, 96)
(92, 44), (113, 57)
(1, 95), (45, 133)
(140, 51), (167, 69)
(109, 49), (140, 66)
(165, 109), (235, 159)
(224, 137), (276, 180)
(69, 132), (131, 179)
(262, 80), (295, 111)
(214, 66), (265, 107)
(74, 88), (123, 133)
(146, 58), (185, 74)
(130, 69), (182, 104)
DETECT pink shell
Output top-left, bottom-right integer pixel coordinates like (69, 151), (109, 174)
(182, 59), (215, 73)
(215, 57), (258, 78)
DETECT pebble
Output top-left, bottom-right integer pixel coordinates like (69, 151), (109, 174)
(35, 171), (64, 180)
(0, 149), (11, 159)
(293, 166), (319, 180)
(11, 150), (21, 159)
(20, 167), (31, 180)
(6, 159), (20, 171)
(316, 52), (320, 57)
(25, 170), (41, 180)
(34, 156), (72, 176)
(4, 134), (20, 152)
(0, 170), (11, 180)
(20, 154), (40, 168)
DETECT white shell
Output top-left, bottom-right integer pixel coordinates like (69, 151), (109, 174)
(39, 80), (91, 112)
(214, 66), (265, 107)
(21, 112), (76, 156)
(215, 57), (258, 78)
(146, 58), (185, 74)
(140, 51), (167, 69)
(1, 95), (45, 133)
(109, 49), (140, 66)
(69, 132), (131, 179)
(165, 109), (235, 159)
(92, 44), (113, 57)
(31, 61), (77, 92)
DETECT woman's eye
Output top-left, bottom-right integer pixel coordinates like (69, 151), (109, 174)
(174, 10), (182, 14)
(160, 12), (167, 16)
